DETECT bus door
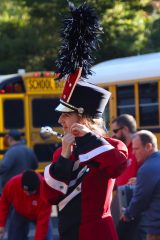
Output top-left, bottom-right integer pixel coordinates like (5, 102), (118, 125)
(27, 94), (62, 171)
(23, 72), (64, 171)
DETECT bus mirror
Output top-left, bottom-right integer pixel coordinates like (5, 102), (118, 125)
(17, 69), (26, 75)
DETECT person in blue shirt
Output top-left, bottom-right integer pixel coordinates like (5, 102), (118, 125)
(121, 130), (160, 240)
(0, 129), (38, 192)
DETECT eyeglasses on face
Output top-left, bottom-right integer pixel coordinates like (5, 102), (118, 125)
(112, 127), (123, 134)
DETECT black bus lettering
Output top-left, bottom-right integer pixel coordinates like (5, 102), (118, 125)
(29, 79), (52, 89)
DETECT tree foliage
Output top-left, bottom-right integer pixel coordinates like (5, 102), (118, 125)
(0, 0), (160, 74)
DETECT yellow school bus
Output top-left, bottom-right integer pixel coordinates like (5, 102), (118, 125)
(0, 71), (64, 171)
(88, 51), (160, 147)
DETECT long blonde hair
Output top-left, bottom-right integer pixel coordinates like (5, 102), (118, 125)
(80, 115), (108, 137)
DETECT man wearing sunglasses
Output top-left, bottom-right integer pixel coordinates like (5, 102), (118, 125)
(111, 114), (139, 240)
(112, 114), (138, 186)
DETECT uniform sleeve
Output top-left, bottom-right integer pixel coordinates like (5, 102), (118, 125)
(34, 201), (52, 240)
(0, 184), (12, 227)
(42, 147), (74, 205)
(75, 133), (128, 178)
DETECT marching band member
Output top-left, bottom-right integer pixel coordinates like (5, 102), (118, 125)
(42, 2), (128, 239)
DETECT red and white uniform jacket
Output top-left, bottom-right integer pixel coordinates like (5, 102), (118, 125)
(0, 174), (52, 240)
(42, 132), (128, 240)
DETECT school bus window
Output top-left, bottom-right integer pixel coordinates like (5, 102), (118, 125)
(32, 98), (60, 128)
(34, 143), (60, 162)
(14, 82), (25, 93)
(116, 85), (135, 117)
(4, 84), (14, 93)
(1, 79), (25, 94)
(3, 99), (24, 129)
(139, 82), (158, 126)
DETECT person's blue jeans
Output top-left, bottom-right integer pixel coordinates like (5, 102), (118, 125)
(7, 208), (53, 240)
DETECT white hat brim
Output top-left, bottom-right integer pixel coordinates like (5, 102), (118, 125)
(55, 103), (75, 112)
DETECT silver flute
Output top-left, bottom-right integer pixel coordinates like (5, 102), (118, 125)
(40, 126), (63, 140)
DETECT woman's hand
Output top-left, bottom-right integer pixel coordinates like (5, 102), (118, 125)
(70, 123), (91, 137)
(61, 133), (75, 159)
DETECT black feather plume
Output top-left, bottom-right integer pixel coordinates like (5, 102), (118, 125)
(55, 1), (103, 79)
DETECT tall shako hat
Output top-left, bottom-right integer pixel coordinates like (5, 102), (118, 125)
(55, 1), (111, 118)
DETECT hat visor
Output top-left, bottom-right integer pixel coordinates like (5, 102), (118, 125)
(55, 103), (75, 113)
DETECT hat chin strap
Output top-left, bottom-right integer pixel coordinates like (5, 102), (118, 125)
(60, 99), (84, 114)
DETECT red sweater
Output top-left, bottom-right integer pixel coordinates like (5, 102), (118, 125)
(0, 173), (52, 240)
(116, 143), (138, 186)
